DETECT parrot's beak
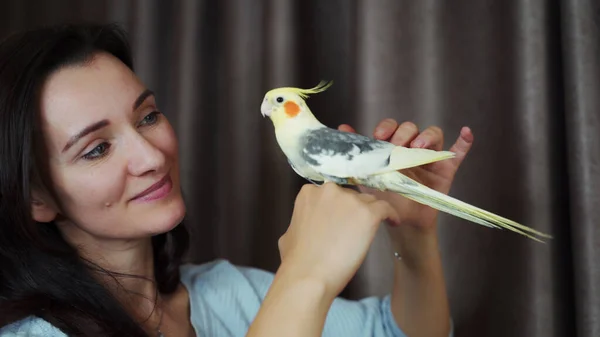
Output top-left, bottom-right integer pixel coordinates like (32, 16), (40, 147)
(260, 99), (271, 118)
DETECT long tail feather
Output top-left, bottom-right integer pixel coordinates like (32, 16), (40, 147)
(374, 147), (456, 174)
(359, 172), (553, 243)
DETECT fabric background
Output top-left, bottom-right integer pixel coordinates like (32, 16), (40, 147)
(1, 1), (598, 336)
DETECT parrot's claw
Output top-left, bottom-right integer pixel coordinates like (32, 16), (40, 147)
(363, 179), (387, 191)
(305, 178), (321, 186)
(321, 174), (348, 185)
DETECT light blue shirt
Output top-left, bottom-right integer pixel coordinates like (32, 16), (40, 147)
(0, 259), (453, 336)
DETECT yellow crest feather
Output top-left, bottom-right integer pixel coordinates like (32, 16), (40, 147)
(270, 80), (333, 99)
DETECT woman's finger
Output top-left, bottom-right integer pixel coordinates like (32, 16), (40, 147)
(373, 118), (398, 140)
(356, 192), (377, 203)
(369, 200), (400, 227)
(338, 124), (356, 133)
(447, 126), (474, 171)
(410, 125), (444, 150)
(390, 121), (420, 147)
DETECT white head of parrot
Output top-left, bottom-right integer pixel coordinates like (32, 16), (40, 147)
(260, 81), (333, 129)
(260, 91), (302, 118)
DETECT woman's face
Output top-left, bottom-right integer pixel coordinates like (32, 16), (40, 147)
(35, 52), (185, 241)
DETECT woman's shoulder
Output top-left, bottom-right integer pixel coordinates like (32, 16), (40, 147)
(179, 258), (275, 277)
(0, 261), (275, 337)
(179, 259), (277, 335)
(0, 316), (67, 337)
(179, 258), (275, 299)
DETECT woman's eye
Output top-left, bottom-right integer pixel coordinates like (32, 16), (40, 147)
(139, 111), (161, 126)
(82, 142), (111, 160)
(79, 112), (161, 161)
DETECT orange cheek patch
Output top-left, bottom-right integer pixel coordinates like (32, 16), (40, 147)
(284, 101), (301, 117)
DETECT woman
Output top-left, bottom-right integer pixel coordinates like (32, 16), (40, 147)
(0, 23), (471, 337)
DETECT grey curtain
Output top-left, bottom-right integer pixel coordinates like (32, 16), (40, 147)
(1, 1), (598, 336)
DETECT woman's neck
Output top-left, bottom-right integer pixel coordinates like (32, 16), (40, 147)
(86, 238), (158, 308)
(59, 223), (161, 321)
(57, 222), (194, 335)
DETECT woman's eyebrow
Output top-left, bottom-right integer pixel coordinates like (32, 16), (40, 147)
(62, 120), (110, 153)
(61, 89), (155, 153)
(133, 88), (154, 110)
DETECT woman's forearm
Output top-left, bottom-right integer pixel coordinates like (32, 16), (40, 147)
(246, 264), (335, 337)
(390, 227), (451, 337)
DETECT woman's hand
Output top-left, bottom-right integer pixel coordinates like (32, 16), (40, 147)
(278, 182), (400, 299)
(338, 120), (474, 264)
(248, 183), (399, 337)
(338, 120), (473, 230)
(332, 120), (464, 337)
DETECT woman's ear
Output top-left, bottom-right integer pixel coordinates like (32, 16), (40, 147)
(31, 189), (57, 223)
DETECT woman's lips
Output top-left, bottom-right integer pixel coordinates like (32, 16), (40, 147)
(131, 174), (172, 202)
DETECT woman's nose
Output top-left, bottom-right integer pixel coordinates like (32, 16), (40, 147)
(126, 133), (167, 176)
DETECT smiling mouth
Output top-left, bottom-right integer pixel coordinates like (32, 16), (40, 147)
(131, 174), (172, 202)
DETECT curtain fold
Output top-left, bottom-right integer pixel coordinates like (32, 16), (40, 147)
(562, 1), (600, 336)
(1, 1), (597, 336)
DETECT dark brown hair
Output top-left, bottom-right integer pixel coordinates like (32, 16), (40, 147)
(0, 23), (189, 336)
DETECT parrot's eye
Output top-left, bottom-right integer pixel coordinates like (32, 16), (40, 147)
(276, 97), (284, 103)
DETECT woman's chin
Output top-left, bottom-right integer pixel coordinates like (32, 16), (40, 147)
(145, 199), (187, 236)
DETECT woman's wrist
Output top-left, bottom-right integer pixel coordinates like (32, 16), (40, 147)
(388, 220), (442, 272)
(274, 260), (339, 302)
(248, 263), (334, 337)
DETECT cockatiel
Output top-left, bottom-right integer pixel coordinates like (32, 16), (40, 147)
(260, 81), (552, 243)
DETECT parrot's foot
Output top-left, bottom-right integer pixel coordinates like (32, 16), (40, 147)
(321, 174), (348, 185)
(305, 178), (322, 186)
(362, 179), (387, 191)
(375, 184), (387, 192)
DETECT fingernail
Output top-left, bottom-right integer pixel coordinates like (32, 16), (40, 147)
(375, 128), (386, 137)
(412, 139), (425, 148)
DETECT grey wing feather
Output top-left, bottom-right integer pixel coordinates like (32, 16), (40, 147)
(287, 158), (322, 185)
(299, 127), (395, 178)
